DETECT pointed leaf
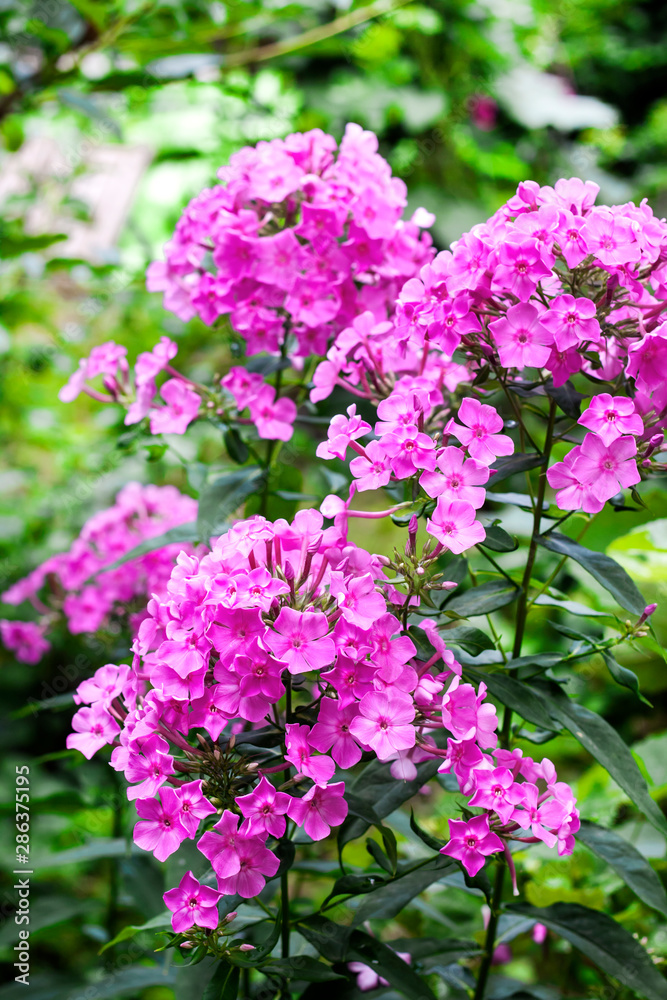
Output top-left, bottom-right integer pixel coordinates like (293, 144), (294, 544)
(489, 453), (543, 483)
(202, 961), (240, 1000)
(197, 466), (266, 539)
(464, 667), (558, 732)
(263, 956), (344, 983)
(508, 902), (667, 1000)
(445, 579), (520, 617)
(602, 651), (651, 705)
(85, 522), (199, 577)
(577, 820), (667, 918)
(537, 532), (646, 614)
(479, 524), (518, 552)
(347, 929), (438, 1000)
(352, 856), (456, 926)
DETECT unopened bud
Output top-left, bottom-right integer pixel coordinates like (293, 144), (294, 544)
(239, 943), (255, 952)
(223, 911), (237, 924)
(638, 603), (658, 626)
(440, 580), (458, 591)
(180, 941), (193, 949)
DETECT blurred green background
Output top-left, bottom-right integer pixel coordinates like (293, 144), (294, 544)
(1, 1), (667, 998)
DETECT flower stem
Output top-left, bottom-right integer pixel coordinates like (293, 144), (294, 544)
(474, 396), (557, 1000)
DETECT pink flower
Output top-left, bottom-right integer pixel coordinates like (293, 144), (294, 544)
(66, 703), (120, 760)
(149, 378), (201, 435)
(541, 294), (600, 351)
(249, 384), (297, 442)
(349, 440), (392, 492)
(316, 404), (371, 461)
(125, 733), (175, 800)
(133, 787), (189, 862)
(215, 837), (280, 898)
(349, 690), (415, 761)
(493, 238), (551, 301)
(467, 767), (525, 824)
(426, 498), (486, 553)
(382, 426), (437, 478)
(309, 699), (362, 769)
(285, 723), (335, 784)
(420, 446), (489, 508)
(546, 448), (605, 514)
(163, 871), (221, 932)
(512, 783), (568, 849)
(236, 776), (291, 839)
(349, 951), (412, 992)
(0, 620), (50, 664)
(74, 663), (130, 706)
(581, 208), (641, 267)
(489, 303), (553, 370)
(441, 678), (498, 749)
(175, 779), (217, 837)
(440, 814), (504, 876)
(571, 434), (641, 503)
(286, 781), (348, 840)
(330, 572), (386, 629)
(451, 398), (514, 466)
(264, 608), (335, 675)
(578, 393), (643, 446)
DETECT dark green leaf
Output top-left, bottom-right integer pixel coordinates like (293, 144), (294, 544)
(99, 912), (172, 953)
(545, 379), (588, 418)
(537, 532), (646, 614)
(298, 915), (351, 964)
(489, 453), (542, 484)
(445, 579), (520, 617)
(347, 929), (438, 1000)
(479, 524), (518, 552)
(577, 820), (667, 918)
(464, 667), (557, 732)
(366, 837), (394, 874)
(409, 809), (445, 851)
(390, 937), (480, 962)
(273, 838), (296, 879)
(440, 625), (496, 654)
(197, 466), (266, 539)
(245, 356), (293, 376)
(224, 427), (249, 464)
(533, 680), (667, 836)
(602, 651), (651, 705)
(485, 491), (546, 512)
(202, 961), (240, 1000)
(263, 956), (345, 983)
(36, 837), (138, 867)
(352, 856), (456, 926)
(508, 902), (667, 1000)
(323, 873), (387, 906)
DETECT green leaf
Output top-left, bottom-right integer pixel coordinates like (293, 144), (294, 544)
(366, 837), (394, 874)
(545, 379), (588, 418)
(389, 936), (480, 962)
(464, 667), (558, 732)
(99, 912), (173, 953)
(537, 532), (647, 614)
(489, 453), (543, 484)
(323, 873), (387, 906)
(87, 522), (199, 577)
(533, 680), (667, 836)
(410, 809), (445, 851)
(352, 856), (456, 927)
(202, 961), (240, 1000)
(508, 902), (667, 1000)
(479, 524), (518, 552)
(263, 956), (345, 983)
(298, 915), (351, 964)
(35, 837), (138, 868)
(577, 820), (667, 918)
(486, 491), (547, 512)
(439, 625), (496, 654)
(601, 651), (651, 705)
(224, 427), (249, 465)
(197, 466), (266, 539)
(347, 929), (438, 1000)
(445, 579), (520, 617)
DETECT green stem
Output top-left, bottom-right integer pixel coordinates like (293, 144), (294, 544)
(474, 398), (557, 1000)
(281, 868), (290, 960)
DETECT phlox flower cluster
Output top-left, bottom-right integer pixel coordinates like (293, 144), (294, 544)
(146, 125), (434, 359)
(63, 507), (577, 932)
(1, 483), (197, 663)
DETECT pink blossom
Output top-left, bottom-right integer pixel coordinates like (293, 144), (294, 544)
(0, 620), (51, 664)
(133, 787), (189, 862)
(316, 404), (371, 461)
(125, 733), (175, 800)
(215, 836), (281, 898)
(309, 699), (362, 769)
(66, 703), (120, 759)
(512, 782), (568, 849)
(349, 440), (392, 492)
(164, 871), (221, 933)
(451, 398), (514, 466)
(197, 810), (247, 880)
(349, 951), (412, 992)
(382, 425), (437, 478)
(249, 384), (297, 442)
(489, 303), (553, 370)
(577, 393), (643, 445)
(420, 447), (489, 508)
(330, 572), (386, 629)
(175, 779), (217, 837)
(286, 781), (348, 840)
(571, 434), (641, 503)
(541, 294), (600, 351)
(285, 723), (335, 784)
(264, 608), (335, 675)
(149, 378), (201, 435)
(467, 767), (525, 824)
(74, 663), (130, 706)
(426, 498), (486, 553)
(441, 678), (498, 749)
(236, 776), (291, 839)
(493, 238), (552, 301)
(581, 208), (640, 267)
(440, 814), (504, 876)
(546, 448), (605, 514)
(349, 690), (415, 761)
